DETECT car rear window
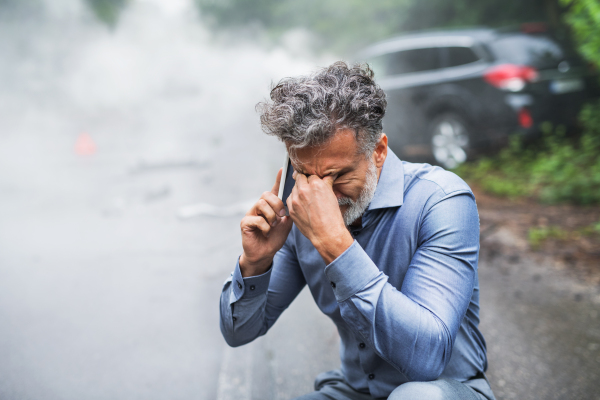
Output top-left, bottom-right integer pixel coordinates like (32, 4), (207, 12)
(489, 33), (580, 69)
(369, 47), (441, 77)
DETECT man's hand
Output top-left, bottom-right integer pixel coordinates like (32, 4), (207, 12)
(287, 173), (354, 264)
(239, 169), (293, 277)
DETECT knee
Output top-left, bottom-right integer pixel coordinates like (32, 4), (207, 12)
(388, 381), (446, 400)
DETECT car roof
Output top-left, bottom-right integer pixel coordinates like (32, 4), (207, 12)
(357, 27), (500, 58)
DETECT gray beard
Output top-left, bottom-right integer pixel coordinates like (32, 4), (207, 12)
(337, 160), (378, 226)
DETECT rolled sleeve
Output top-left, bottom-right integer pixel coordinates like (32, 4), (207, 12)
(324, 241), (383, 302)
(229, 258), (272, 303)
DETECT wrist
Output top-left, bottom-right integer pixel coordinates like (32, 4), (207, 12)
(239, 253), (273, 277)
(315, 230), (354, 265)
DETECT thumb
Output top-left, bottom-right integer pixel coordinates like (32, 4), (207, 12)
(271, 168), (283, 195)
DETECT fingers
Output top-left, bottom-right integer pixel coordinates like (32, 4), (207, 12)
(255, 198), (279, 227)
(271, 168), (283, 196)
(286, 191), (294, 216)
(293, 171), (308, 191)
(260, 191), (286, 218)
(242, 215), (272, 237)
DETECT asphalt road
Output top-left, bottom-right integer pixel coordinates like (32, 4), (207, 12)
(0, 2), (599, 399)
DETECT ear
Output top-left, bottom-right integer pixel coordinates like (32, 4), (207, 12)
(372, 134), (388, 169)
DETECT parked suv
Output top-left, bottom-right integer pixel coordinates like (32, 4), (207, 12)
(358, 25), (599, 168)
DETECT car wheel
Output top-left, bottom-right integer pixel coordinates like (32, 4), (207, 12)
(429, 113), (470, 169)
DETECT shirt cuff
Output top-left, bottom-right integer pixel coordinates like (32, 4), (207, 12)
(230, 257), (272, 302)
(324, 240), (382, 302)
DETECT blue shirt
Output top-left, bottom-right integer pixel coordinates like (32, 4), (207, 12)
(220, 150), (489, 399)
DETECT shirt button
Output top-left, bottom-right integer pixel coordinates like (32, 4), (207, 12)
(368, 373), (375, 380)
(237, 282), (242, 289)
(330, 281), (336, 288)
(232, 317), (237, 322)
(250, 285), (255, 291)
(359, 342), (365, 349)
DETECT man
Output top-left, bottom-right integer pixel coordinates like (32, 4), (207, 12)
(219, 62), (495, 400)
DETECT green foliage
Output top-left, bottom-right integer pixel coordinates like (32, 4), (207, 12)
(85, 0), (129, 27)
(196, 0), (559, 52)
(579, 220), (600, 235)
(454, 105), (600, 205)
(528, 219), (600, 248)
(528, 226), (569, 248)
(561, 0), (600, 68)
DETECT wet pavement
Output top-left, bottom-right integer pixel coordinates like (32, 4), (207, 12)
(0, 1), (599, 399)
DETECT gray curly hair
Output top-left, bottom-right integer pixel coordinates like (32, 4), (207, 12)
(256, 61), (387, 158)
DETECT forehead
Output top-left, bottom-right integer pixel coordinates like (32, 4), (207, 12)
(289, 129), (360, 174)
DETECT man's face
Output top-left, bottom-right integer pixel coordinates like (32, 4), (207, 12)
(288, 129), (388, 226)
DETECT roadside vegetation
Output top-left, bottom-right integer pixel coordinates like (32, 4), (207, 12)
(528, 222), (600, 249)
(454, 106), (600, 205)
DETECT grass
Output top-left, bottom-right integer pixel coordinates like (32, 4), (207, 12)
(528, 226), (569, 249)
(527, 222), (600, 249)
(454, 101), (600, 205)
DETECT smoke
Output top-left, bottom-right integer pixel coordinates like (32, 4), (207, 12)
(0, 0), (333, 197)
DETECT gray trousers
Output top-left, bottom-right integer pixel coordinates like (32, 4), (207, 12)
(293, 370), (495, 400)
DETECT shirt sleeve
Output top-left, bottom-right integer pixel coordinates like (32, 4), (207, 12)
(323, 193), (479, 381)
(220, 233), (307, 347)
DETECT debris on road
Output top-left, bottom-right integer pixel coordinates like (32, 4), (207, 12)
(143, 185), (171, 202)
(75, 132), (97, 156)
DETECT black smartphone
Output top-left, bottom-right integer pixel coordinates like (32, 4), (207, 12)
(277, 153), (295, 215)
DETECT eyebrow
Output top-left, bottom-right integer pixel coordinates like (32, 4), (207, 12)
(294, 166), (352, 178)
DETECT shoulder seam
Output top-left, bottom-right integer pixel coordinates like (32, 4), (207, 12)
(410, 174), (471, 197)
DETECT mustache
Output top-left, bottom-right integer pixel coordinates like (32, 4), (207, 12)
(337, 197), (354, 206)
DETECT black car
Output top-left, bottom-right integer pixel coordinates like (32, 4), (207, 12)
(357, 25), (599, 168)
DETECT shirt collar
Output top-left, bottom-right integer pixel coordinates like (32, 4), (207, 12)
(367, 148), (404, 211)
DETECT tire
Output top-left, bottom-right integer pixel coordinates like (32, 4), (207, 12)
(428, 113), (471, 169)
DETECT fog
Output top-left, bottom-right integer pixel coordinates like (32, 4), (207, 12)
(0, 0), (328, 191)
(0, 1), (337, 398)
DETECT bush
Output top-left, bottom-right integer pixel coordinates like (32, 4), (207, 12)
(454, 101), (600, 205)
(561, 0), (600, 69)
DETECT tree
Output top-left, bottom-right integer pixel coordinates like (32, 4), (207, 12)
(84, 0), (129, 27)
(196, 0), (562, 52)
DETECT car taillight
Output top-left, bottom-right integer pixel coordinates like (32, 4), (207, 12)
(484, 64), (539, 92)
(518, 108), (533, 128)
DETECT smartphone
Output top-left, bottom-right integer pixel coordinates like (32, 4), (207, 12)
(277, 153), (295, 215)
